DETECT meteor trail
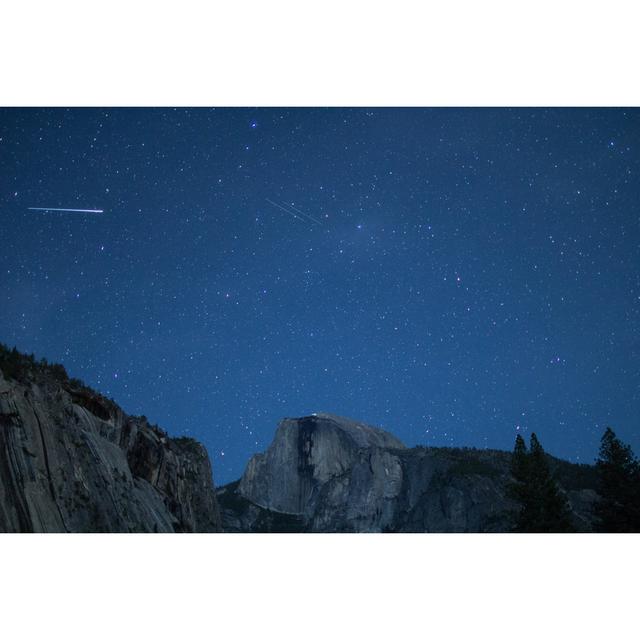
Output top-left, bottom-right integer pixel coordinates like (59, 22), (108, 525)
(285, 202), (323, 225)
(28, 207), (104, 214)
(265, 198), (322, 225)
(265, 198), (305, 222)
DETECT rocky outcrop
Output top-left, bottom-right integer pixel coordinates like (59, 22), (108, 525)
(217, 413), (599, 532)
(0, 364), (222, 533)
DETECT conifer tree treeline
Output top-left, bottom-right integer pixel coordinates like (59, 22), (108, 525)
(510, 428), (640, 532)
(594, 427), (640, 532)
(509, 432), (574, 532)
(0, 342), (83, 387)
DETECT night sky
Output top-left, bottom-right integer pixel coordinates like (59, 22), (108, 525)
(0, 108), (638, 485)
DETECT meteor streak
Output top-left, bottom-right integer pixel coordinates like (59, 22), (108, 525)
(265, 198), (305, 222)
(28, 207), (103, 214)
(285, 202), (323, 225)
(265, 199), (322, 225)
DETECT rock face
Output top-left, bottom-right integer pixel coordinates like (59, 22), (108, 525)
(217, 413), (598, 532)
(0, 363), (222, 533)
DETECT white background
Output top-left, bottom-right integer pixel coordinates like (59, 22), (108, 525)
(1, 1), (639, 638)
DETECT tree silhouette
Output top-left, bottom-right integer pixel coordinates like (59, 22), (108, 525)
(594, 427), (640, 532)
(509, 432), (574, 532)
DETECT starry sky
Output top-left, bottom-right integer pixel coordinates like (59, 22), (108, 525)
(0, 108), (638, 484)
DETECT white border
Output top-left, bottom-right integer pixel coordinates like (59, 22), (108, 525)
(1, 1), (639, 106)
(1, 534), (638, 639)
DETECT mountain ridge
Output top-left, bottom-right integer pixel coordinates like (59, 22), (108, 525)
(218, 412), (598, 532)
(1, 345), (599, 533)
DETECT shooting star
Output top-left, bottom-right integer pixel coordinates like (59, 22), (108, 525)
(28, 207), (104, 214)
(265, 198), (305, 222)
(284, 202), (323, 226)
(265, 199), (322, 226)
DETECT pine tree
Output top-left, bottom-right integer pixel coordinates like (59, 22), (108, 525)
(509, 434), (531, 524)
(509, 432), (574, 532)
(511, 434), (528, 481)
(594, 427), (640, 532)
(528, 434), (574, 531)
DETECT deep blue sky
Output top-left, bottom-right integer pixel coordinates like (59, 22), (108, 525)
(0, 108), (638, 484)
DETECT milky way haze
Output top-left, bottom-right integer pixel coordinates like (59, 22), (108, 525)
(0, 108), (638, 484)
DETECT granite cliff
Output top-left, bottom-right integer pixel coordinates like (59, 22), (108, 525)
(217, 413), (599, 532)
(0, 348), (221, 533)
